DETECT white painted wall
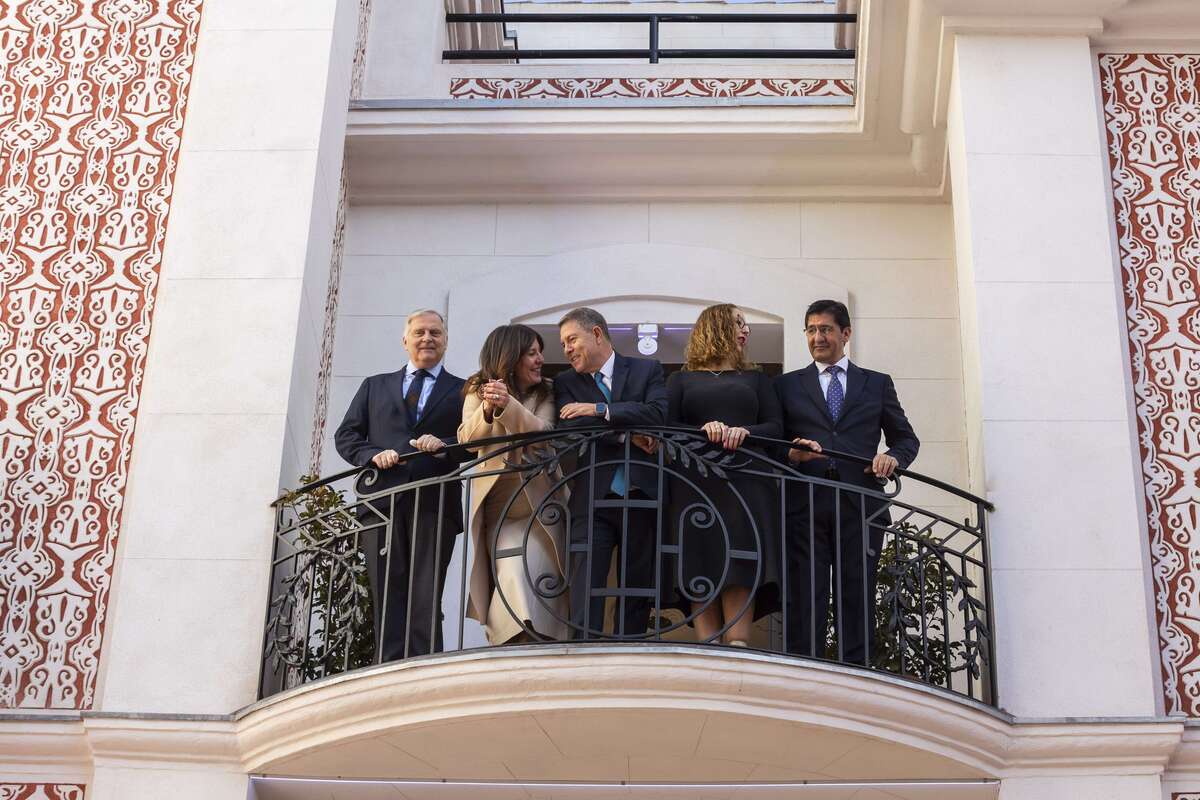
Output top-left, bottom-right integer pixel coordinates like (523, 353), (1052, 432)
(325, 200), (965, 505)
(95, 0), (359, 757)
(947, 33), (1159, 728)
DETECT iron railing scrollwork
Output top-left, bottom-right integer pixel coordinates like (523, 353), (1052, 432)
(261, 426), (995, 704)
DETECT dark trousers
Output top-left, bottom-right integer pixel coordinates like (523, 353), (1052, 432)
(569, 492), (656, 639)
(785, 487), (884, 665)
(363, 497), (459, 661)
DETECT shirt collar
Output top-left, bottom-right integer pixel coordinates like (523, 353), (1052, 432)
(597, 350), (616, 381)
(813, 355), (850, 375)
(406, 361), (443, 379)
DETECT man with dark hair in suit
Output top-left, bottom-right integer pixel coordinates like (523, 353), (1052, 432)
(554, 307), (668, 639)
(335, 309), (467, 660)
(775, 299), (920, 665)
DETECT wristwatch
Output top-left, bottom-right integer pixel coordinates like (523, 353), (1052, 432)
(595, 402), (608, 418)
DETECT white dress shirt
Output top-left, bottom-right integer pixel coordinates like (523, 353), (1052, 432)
(594, 350), (616, 421)
(402, 361), (443, 417)
(814, 355), (850, 400)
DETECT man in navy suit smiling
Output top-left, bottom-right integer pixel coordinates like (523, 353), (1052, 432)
(554, 307), (668, 639)
(775, 299), (919, 665)
(335, 309), (467, 660)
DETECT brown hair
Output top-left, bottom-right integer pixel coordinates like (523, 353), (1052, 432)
(464, 324), (551, 404)
(684, 304), (750, 372)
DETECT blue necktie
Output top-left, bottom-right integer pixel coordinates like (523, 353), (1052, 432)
(825, 365), (844, 421)
(593, 372), (626, 496)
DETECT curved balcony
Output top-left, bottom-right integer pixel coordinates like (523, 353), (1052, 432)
(259, 425), (994, 706)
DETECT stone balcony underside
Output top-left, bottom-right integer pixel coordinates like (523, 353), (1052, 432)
(235, 646), (1176, 787)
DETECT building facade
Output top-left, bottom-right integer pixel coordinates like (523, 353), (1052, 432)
(2, 0), (1200, 797)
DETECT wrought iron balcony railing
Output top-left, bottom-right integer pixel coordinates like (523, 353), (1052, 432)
(260, 426), (994, 705)
(444, 12), (857, 63)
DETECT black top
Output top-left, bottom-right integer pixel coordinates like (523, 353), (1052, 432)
(665, 368), (783, 608)
(667, 369), (782, 440)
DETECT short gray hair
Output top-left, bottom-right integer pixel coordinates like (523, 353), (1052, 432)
(557, 307), (610, 341)
(406, 309), (446, 329)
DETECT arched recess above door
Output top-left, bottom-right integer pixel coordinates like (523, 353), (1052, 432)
(444, 243), (848, 375)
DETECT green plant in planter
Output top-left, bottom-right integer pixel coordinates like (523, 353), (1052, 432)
(824, 520), (988, 689)
(272, 475), (376, 682)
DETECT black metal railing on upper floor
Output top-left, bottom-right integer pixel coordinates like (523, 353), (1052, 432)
(443, 12), (857, 63)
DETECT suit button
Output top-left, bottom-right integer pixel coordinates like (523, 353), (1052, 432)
(832, 432), (839, 437)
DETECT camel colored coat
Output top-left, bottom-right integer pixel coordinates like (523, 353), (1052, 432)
(458, 388), (569, 628)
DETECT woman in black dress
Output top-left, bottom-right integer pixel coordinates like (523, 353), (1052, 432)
(668, 304), (782, 647)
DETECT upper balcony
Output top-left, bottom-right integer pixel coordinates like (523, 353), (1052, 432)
(345, 0), (950, 203)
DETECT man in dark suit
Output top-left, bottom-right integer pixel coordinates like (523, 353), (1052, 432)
(554, 307), (668, 639)
(775, 299), (919, 666)
(335, 309), (467, 660)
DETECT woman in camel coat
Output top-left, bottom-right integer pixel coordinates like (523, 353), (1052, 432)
(458, 324), (568, 644)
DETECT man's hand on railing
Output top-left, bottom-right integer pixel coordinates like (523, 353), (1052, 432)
(371, 449), (401, 469)
(410, 434), (445, 453)
(866, 453), (899, 479)
(631, 433), (658, 455)
(788, 438), (824, 464)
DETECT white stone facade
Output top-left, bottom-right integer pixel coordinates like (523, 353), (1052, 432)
(3, 1), (1200, 799)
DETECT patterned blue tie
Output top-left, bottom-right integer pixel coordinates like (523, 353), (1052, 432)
(825, 364), (844, 421)
(593, 372), (626, 496)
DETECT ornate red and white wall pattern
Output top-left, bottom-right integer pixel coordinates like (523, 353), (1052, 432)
(450, 76), (854, 100)
(0, 786), (82, 800)
(1101, 53), (1200, 716)
(0, 0), (202, 709)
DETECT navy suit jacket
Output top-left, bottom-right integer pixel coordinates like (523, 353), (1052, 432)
(335, 366), (468, 529)
(774, 362), (919, 496)
(553, 353), (669, 501)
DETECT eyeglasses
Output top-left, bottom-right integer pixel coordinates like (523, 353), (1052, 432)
(804, 325), (842, 337)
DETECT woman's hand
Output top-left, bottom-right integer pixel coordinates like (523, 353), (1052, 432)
(721, 426), (749, 451)
(486, 380), (509, 412)
(409, 434), (445, 453)
(702, 420), (727, 444)
(788, 438), (823, 464)
(481, 379), (508, 415)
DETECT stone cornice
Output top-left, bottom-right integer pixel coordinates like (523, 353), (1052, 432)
(0, 649), (1188, 781)
(0, 718), (89, 782)
(82, 714), (240, 769)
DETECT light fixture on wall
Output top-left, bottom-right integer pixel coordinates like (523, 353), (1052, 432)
(637, 323), (659, 356)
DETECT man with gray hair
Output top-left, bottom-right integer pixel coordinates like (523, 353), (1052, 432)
(555, 307), (668, 639)
(335, 309), (467, 660)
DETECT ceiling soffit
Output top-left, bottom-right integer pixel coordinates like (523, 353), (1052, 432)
(346, 0), (1200, 201)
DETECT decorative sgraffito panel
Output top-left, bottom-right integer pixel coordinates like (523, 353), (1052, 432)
(450, 76), (854, 100)
(0, 786), (84, 800)
(1100, 53), (1200, 716)
(0, 0), (203, 709)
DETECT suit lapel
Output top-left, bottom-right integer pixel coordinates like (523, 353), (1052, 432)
(610, 353), (628, 402)
(386, 368), (410, 423)
(839, 362), (866, 422)
(798, 365), (834, 426)
(414, 369), (454, 431)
